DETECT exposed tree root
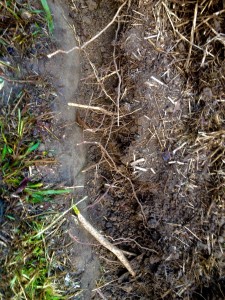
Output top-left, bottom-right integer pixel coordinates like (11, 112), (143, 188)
(73, 205), (136, 277)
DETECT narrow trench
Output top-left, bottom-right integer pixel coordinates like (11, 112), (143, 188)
(38, 0), (103, 298)
(41, 1), (138, 297)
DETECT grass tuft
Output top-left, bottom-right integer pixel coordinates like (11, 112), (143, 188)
(40, 0), (54, 34)
(0, 95), (71, 298)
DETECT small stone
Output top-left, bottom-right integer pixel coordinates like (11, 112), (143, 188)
(38, 143), (46, 152)
(87, 0), (97, 11)
(105, 222), (112, 229)
(162, 150), (171, 162)
(218, 236), (224, 243)
(20, 10), (32, 20)
(201, 87), (213, 101)
(83, 16), (91, 25)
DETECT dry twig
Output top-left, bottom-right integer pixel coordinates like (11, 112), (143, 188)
(185, 2), (198, 70)
(68, 103), (114, 116)
(47, 1), (127, 58)
(73, 205), (136, 277)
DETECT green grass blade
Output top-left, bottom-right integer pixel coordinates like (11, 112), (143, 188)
(7, 145), (13, 154)
(1, 144), (8, 161)
(25, 188), (70, 203)
(31, 189), (70, 196)
(5, 5), (19, 20)
(6, 214), (16, 221)
(0, 39), (8, 46)
(30, 9), (43, 14)
(1, 130), (7, 144)
(40, 0), (54, 34)
(25, 141), (40, 155)
(27, 183), (43, 188)
(27, 193), (46, 203)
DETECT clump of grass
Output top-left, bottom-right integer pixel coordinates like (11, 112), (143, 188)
(0, 96), (71, 298)
(0, 0), (53, 57)
(0, 102), (71, 198)
(40, 0), (54, 34)
(0, 108), (40, 191)
(0, 2), (73, 298)
(0, 107), (69, 201)
(3, 220), (63, 300)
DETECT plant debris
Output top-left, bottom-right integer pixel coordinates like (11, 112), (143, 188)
(66, 0), (225, 298)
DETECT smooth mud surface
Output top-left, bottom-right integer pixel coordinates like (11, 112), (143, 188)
(39, 1), (100, 298)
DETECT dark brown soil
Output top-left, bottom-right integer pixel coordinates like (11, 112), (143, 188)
(70, 1), (225, 299)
